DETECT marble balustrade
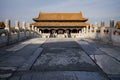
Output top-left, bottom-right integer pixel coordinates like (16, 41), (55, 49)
(0, 19), (40, 47)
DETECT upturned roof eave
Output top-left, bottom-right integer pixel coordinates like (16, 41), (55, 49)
(33, 18), (88, 22)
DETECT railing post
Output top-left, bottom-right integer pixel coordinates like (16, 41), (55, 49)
(35, 27), (37, 37)
(26, 23), (31, 38)
(22, 22), (26, 38)
(37, 28), (40, 37)
(82, 28), (84, 34)
(90, 24), (93, 33)
(5, 19), (11, 45)
(94, 26), (98, 39)
(100, 20), (105, 40)
(89, 25), (92, 38)
(86, 25), (89, 38)
(32, 25), (35, 37)
(83, 27), (86, 34)
(101, 20), (105, 26)
(15, 20), (20, 41)
(27, 23), (31, 30)
(109, 19), (114, 41)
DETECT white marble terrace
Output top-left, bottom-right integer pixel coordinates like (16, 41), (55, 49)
(0, 19), (120, 47)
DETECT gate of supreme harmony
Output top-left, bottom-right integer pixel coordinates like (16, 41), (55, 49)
(32, 12), (90, 38)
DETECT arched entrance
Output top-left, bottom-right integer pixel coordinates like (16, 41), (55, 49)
(65, 29), (71, 38)
(43, 29), (49, 33)
(57, 29), (65, 34)
(72, 29), (78, 33)
(78, 29), (82, 33)
(56, 29), (65, 38)
(39, 29), (43, 33)
(65, 29), (71, 34)
(50, 29), (56, 38)
(50, 29), (56, 34)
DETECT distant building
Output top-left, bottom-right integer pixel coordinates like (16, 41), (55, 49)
(115, 21), (120, 29)
(32, 12), (90, 38)
(0, 21), (5, 29)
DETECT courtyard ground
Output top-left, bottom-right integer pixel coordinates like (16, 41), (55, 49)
(0, 38), (120, 80)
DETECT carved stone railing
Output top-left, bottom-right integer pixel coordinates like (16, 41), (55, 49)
(112, 29), (120, 44)
(113, 29), (120, 36)
(71, 33), (80, 38)
(82, 20), (120, 45)
(0, 29), (8, 46)
(0, 19), (40, 47)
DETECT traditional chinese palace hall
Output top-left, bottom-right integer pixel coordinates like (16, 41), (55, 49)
(32, 12), (90, 38)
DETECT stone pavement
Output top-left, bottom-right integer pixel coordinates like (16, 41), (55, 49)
(0, 38), (120, 80)
(0, 38), (46, 79)
(75, 38), (120, 80)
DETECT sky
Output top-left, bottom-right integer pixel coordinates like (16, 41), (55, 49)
(0, 0), (120, 26)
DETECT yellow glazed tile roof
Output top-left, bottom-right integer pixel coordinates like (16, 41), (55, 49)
(32, 22), (89, 27)
(115, 21), (120, 29)
(33, 12), (88, 21)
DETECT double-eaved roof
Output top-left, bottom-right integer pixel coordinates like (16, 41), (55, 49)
(33, 12), (88, 21)
(32, 12), (89, 27)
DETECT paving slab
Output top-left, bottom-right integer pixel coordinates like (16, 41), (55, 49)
(32, 38), (99, 71)
(0, 38), (46, 67)
(33, 50), (98, 71)
(1, 38), (112, 80)
(9, 71), (109, 80)
(75, 39), (105, 55)
(9, 76), (20, 80)
(90, 54), (120, 75)
(74, 71), (108, 80)
(108, 74), (120, 80)
(83, 39), (113, 49)
(100, 48), (120, 61)
(75, 39), (120, 80)
(41, 38), (80, 48)
(0, 38), (46, 79)
(0, 67), (17, 78)
(18, 48), (43, 71)
(6, 38), (38, 51)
